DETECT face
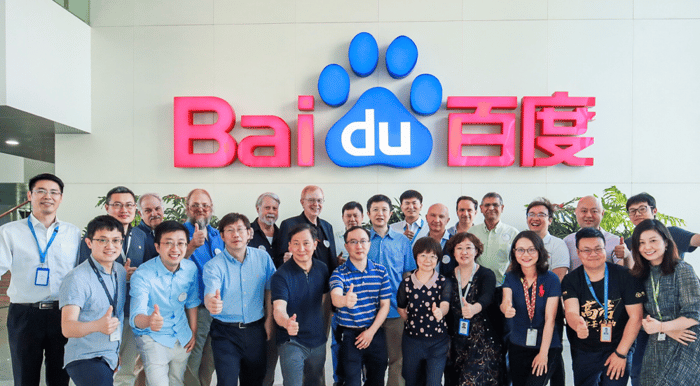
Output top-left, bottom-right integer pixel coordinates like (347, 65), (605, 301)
(527, 205), (552, 234)
(577, 237), (607, 271)
(369, 201), (391, 228)
(638, 229), (667, 266)
(106, 193), (137, 226)
(187, 191), (213, 225)
(86, 228), (123, 266)
(289, 229), (317, 265)
(342, 208), (363, 230)
(480, 197), (503, 223)
(301, 189), (324, 219)
(257, 196), (279, 226)
(139, 196), (164, 229)
(28, 180), (63, 217)
(345, 228), (370, 262)
(427, 205), (449, 234)
(456, 200), (477, 227)
(400, 197), (422, 221)
(453, 239), (477, 267)
(416, 250), (438, 273)
(628, 202), (656, 227)
(514, 237), (538, 270)
(222, 220), (249, 254)
(575, 197), (603, 228)
(155, 230), (188, 271)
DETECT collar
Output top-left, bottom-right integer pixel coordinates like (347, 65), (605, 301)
(405, 217), (423, 228)
(411, 270), (439, 289)
(542, 232), (552, 243)
(290, 257), (315, 273)
(347, 258), (373, 273)
(137, 220), (155, 235)
(29, 213), (59, 231)
(223, 247), (247, 264)
(154, 256), (180, 275)
(370, 227), (400, 240)
(89, 254), (113, 275)
(251, 218), (279, 235)
(300, 211), (321, 227)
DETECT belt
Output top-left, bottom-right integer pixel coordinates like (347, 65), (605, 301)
(14, 301), (59, 310)
(213, 317), (264, 329)
(337, 325), (369, 333)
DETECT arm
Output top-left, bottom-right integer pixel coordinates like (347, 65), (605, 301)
(532, 296), (559, 376)
(264, 290), (273, 341)
(643, 315), (699, 334)
(184, 306), (198, 352)
(564, 298), (589, 339)
(62, 304), (119, 338)
(500, 287), (515, 318)
(605, 303), (642, 380)
(323, 292), (332, 333)
(273, 299), (298, 335)
(690, 233), (700, 248)
(552, 267), (568, 282)
(397, 307), (408, 320)
(355, 298), (391, 349)
(133, 305), (163, 331)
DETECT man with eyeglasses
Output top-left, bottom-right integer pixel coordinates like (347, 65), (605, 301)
(563, 195), (630, 271)
(330, 225), (392, 386)
(249, 192), (282, 266)
(390, 190), (429, 247)
(130, 220), (200, 386)
(562, 227), (644, 386)
(183, 188), (224, 386)
(366, 194), (415, 386)
(136, 193), (165, 261)
(526, 198), (569, 281)
(446, 196), (478, 237)
(202, 213), (276, 385)
(0, 173), (81, 386)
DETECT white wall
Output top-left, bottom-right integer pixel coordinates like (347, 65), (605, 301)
(56, 0), (700, 269)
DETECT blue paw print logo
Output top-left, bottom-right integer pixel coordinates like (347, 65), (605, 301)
(319, 32), (442, 168)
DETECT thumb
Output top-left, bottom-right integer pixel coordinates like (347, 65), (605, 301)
(215, 289), (221, 299)
(348, 284), (354, 294)
(195, 223), (200, 232)
(105, 305), (113, 318)
(432, 302), (438, 311)
(125, 258), (131, 268)
(290, 314), (297, 322)
(153, 304), (160, 315)
(620, 236), (624, 245)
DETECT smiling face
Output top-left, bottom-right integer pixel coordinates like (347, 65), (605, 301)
(456, 199), (477, 228)
(401, 197), (422, 223)
(480, 197), (503, 224)
(638, 229), (667, 266)
(289, 229), (318, 266)
(106, 193), (136, 227)
(575, 196), (603, 229)
(628, 202), (656, 227)
(453, 239), (477, 267)
(345, 228), (370, 263)
(257, 196), (279, 226)
(187, 190), (213, 226)
(427, 204), (449, 235)
(28, 179), (63, 218)
(301, 188), (324, 220)
(86, 228), (123, 268)
(416, 250), (438, 274)
(222, 219), (249, 255)
(514, 237), (538, 271)
(369, 201), (391, 229)
(139, 195), (164, 229)
(156, 230), (188, 272)
(577, 236), (607, 272)
(342, 208), (363, 230)
(527, 205), (552, 235)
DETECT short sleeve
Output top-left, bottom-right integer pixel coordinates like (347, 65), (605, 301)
(271, 271), (289, 302)
(379, 266), (392, 300)
(264, 253), (277, 291)
(669, 227), (697, 255)
(676, 262), (700, 321)
(620, 267), (646, 305)
(544, 271), (562, 298)
(59, 270), (87, 309)
(403, 239), (417, 274)
(440, 275), (452, 303)
(548, 239), (570, 270)
(396, 279), (408, 309)
(561, 272), (577, 301)
(202, 258), (222, 298)
(329, 268), (344, 291)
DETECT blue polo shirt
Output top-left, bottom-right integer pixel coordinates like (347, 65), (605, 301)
(203, 247), (276, 324)
(367, 228), (416, 318)
(183, 222), (224, 301)
(330, 259), (392, 328)
(129, 256), (201, 348)
(271, 258), (329, 348)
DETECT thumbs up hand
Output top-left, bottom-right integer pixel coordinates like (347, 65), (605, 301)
(149, 304), (164, 331)
(575, 316), (589, 339)
(190, 223), (206, 249)
(345, 284), (357, 308)
(503, 302), (516, 319)
(124, 258), (137, 281)
(286, 314), (299, 336)
(462, 296), (479, 319)
(98, 306), (120, 336)
(613, 236), (628, 260)
(206, 289), (223, 315)
(432, 303), (444, 321)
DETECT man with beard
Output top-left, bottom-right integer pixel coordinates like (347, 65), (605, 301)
(136, 193), (164, 261)
(250, 192), (282, 266)
(183, 189), (225, 386)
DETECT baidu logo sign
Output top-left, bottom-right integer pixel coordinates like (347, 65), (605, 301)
(319, 33), (441, 168)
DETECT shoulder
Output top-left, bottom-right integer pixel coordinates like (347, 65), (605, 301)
(59, 221), (81, 234)
(543, 270), (560, 284)
(674, 261), (698, 277)
(312, 260), (329, 276)
(608, 262), (631, 277)
(180, 258), (198, 272)
(130, 226), (147, 240)
(501, 223), (519, 235)
(477, 266), (496, 280)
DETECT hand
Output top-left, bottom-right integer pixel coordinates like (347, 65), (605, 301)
(432, 303), (444, 321)
(503, 303), (516, 319)
(575, 316), (589, 339)
(286, 314), (299, 336)
(531, 351), (548, 376)
(337, 252), (347, 265)
(666, 329), (697, 346)
(642, 315), (662, 334)
(206, 289), (223, 315)
(124, 258), (137, 281)
(613, 237), (627, 259)
(98, 306), (120, 336)
(355, 329), (376, 350)
(265, 318), (273, 341)
(190, 223), (206, 249)
(605, 351), (627, 380)
(461, 297), (478, 319)
(149, 304), (164, 331)
(184, 336), (196, 353)
(403, 229), (415, 241)
(283, 252), (292, 263)
(345, 284), (357, 308)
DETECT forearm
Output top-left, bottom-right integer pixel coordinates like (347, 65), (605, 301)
(397, 307), (408, 321)
(330, 291), (347, 308)
(539, 317), (555, 355)
(660, 316), (699, 332)
(186, 307), (198, 335)
(62, 319), (100, 338)
(616, 316), (642, 355)
(133, 314), (152, 330)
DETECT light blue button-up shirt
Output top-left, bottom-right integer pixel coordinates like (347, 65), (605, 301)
(368, 228), (416, 318)
(129, 256), (200, 348)
(203, 246), (276, 324)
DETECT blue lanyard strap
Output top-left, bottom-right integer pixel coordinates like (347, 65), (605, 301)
(584, 264), (609, 321)
(27, 216), (59, 265)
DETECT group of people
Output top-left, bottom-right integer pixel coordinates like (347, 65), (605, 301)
(0, 173), (699, 386)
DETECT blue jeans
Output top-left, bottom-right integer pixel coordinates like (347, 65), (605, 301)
(339, 327), (387, 386)
(571, 347), (632, 386)
(278, 339), (327, 386)
(629, 331), (648, 386)
(401, 334), (449, 386)
(210, 319), (267, 386)
(65, 358), (114, 386)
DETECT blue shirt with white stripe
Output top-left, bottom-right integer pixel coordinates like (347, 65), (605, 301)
(330, 259), (392, 329)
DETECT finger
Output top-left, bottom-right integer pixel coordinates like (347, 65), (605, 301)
(432, 303), (438, 311)
(215, 289), (221, 299)
(620, 236), (624, 245)
(105, 306), (114, 317)
(348, 284), (354, 293)
(195, 223), (199, 232)
(153, 304), (160, 315)
(125, 258), (131, 268)
(290, 314), (297, 322)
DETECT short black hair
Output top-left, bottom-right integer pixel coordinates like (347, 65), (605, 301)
(218, 213), (251, 233)
(344, 225), (370, 243)
(510, 231), (550, 277)
(342, 201), (363, 215)
(481, 192), (503, 206)
(575, 227), (606, 249)
(526, 198), (554, 218)
(399, 190), (423, 204)
(154, 221), (190, 244)
(413, 236), (442, 260)
(106, 186), (136, 204)
(289, 223), (317, 241)
(86, 215), (124, 239)
(29, 173), (64, 193)
(455, 196), (478, 212)
(367, 194), (392, 211)
(626, 192), (656, 212)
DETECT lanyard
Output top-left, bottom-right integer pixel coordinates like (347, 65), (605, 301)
(27, 216), (59, 265)
(650, 274), (663, 320)
(406, 219), (424, 236)
(456, 264), (478, 307)
(88, 257), (118, 317)
(585, 264), (609, 321)
(522, 277), (537, 323)
(119, 232), (132, 264)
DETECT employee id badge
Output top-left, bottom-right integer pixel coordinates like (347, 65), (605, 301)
(459, 319), (470, 336)
(34, 267), (50, 286)
(526, 328), (538, 346)
(600, 323), (612, 343)
(110, 325), (121, 342)
(657, 332), (666, 341)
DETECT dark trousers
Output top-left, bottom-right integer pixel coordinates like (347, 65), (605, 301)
(401, 334), (449, 386)
(210, 318), (267, 386)
(7, 303), (69, 386)
(508, 344), (562, 386)
(65, 358), (114, 386)
(339, 327), (387, 386)
(629, 330), (648, 386)
(571, 347), (632, 386)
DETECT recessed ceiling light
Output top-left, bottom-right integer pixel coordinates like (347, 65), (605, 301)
(5, 140), (19, 146)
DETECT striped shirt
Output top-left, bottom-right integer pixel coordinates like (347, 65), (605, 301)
(330, 259), (392, 329)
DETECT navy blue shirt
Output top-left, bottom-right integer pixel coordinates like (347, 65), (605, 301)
(136, 220), (158, 262)
(271, 258), (330, 348)
(625, 226), (697, 259)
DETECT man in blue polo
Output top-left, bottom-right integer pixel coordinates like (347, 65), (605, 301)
(203, 213), (276, 385)
(366, 194), (415, 386)
(330, 225), (391, 386)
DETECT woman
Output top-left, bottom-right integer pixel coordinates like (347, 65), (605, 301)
(500, 231), (562, 386)
(445, 232), (505, 386)
(397, 237), (451, 386)
(630, 219), (700, 386)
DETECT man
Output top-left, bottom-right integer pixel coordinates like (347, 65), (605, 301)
(0, 173), (81, 386)
(330, 226), (392, 386)
(563, 196), (629, 271)
(446, 196), (478, 236)
(130, 221), (200, 386)
(526, 198), (569, 281)
(250, 192), (282, 265)
(366, 194), (415, 386)
(60, 215), (126, 386)
(562, 227), (644, 386)
(390, 190), (429, 246)
(426, 203), (453, 276)
(183, 188), (224, 386)
(136, 193), (164, 261)
(272, 224), (331, 386)
(203, 213), (276, 385)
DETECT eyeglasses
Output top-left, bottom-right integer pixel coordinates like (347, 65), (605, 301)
(91, 238), (123, 246)
(32, 189), (62, 198)
(455, 246), (476, 252)
(514, 247), (537, 255)
(108, 202), (136, 210)
(418, 254), (438, 261)
(224, 227), (249, 235)
(304, 198), (324, 204)
(628, 205), (650, 216)
(160, 241), (187, 249)
(347, 240), (370, 246)
(578, 247), (605, 256)
(527, 213), (549, 219)
(189, 203), (212, 211)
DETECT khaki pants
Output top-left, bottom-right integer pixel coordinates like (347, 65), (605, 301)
(383, 317), (405, 386)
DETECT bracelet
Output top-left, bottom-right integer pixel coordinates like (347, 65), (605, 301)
(614, 350), (627, 359)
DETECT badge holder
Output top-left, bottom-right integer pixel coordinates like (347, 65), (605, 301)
(600, 322), (612, 343)
(526, 328), (538, 346)
(35, 267), (50, 286)
(657, 332), (666, 341)
(110, 325), (121, 342)
(459, 319), (470, 336)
